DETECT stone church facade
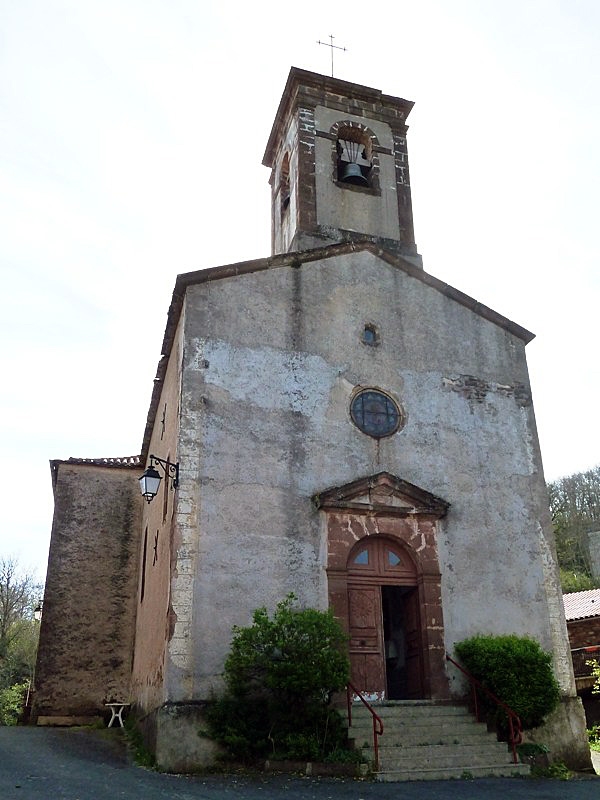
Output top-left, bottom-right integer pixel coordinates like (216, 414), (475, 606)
(33, 68), (590, 769)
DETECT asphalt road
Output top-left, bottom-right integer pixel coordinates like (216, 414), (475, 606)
(0, 727), (598, 800)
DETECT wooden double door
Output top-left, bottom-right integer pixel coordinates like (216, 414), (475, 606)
(344, 538), (424, 700)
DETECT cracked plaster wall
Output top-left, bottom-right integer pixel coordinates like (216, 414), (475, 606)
(165, 248), (572, 701)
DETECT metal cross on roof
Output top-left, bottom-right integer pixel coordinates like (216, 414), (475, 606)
(317, 34), (347, 77)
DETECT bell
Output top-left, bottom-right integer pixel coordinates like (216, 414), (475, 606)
(340, 162), (369, 186)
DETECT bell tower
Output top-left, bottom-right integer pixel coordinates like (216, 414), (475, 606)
(263, 68), (421, 266)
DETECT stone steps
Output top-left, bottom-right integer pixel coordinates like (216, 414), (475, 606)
(347, 702), (529, 782)
(351, 726), (501, 747)
(377, 742), (520, 769)
(377, 763), (530, 782)
(349, 710), (492, 744)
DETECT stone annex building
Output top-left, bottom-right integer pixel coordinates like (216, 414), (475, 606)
(33, 68), (590, 771)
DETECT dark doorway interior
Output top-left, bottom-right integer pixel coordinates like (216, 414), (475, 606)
(382, 585), (420, 700)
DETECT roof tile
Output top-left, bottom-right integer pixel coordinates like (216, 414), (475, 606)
(563, 589), (600, 621)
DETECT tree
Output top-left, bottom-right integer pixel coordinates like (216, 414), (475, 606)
(559, 568), (595, 594)
(0, 559), (42, 691)
(547, 465), (600, 590)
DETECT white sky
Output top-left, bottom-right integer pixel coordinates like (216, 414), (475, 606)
(1, 0), (598, 580)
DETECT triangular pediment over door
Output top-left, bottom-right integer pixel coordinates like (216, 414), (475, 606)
(314, 471), (450, 517)
(314, 473), (450, 702)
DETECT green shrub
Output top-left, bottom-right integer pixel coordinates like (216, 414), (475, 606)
(0, 682), (28, 726)
(205, 594), (351, 762)
(323, 746), (364, 764)
(560, 569), (596, 593)
(531, 760), (571, 780)
(123, 718), (157, 769)
(205, 692), (272, 760)
(587, 659), (600, 695)
(588, 725), (600, 752)
(517, 742), (549, 759)
(223, 595), (349, 704)
(454, 635), (560, 730)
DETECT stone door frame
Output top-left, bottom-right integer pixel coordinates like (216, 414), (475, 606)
(314, 472), (450, 701)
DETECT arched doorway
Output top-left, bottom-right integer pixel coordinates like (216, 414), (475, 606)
(316, 472), (450, 702)
(346, 537), (422, 700)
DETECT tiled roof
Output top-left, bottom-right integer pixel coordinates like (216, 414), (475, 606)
(563, 589), (600, 621)
(63, 456), (141, 467)
(49, 456), (142, 490)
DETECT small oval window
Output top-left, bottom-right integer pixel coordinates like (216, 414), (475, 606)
(361, 324), (379, 347)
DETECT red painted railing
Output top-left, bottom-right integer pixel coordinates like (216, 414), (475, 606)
(446, 653), (522, 764)
(346, 682), (384, 771)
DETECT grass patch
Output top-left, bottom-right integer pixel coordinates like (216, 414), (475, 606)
(530, 761), (571, 780)
(588, 725), (600, 752)
(123, 718), (156, 769)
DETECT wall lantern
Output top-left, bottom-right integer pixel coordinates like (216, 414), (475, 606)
(139, 454), (179, 503)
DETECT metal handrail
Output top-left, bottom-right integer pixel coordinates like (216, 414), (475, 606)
(446, 653), (522, 764)
(346, 682), (384, 771)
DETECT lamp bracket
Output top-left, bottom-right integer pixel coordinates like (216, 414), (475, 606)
(149, 454), (179, 489)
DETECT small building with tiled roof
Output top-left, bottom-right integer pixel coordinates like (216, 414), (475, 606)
(563, 589), (600, 723)
(564, 589), (600, 625)
(563, 589), (600, 672)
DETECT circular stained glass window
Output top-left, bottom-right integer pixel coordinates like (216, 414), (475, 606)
(350, 389), (403, 439)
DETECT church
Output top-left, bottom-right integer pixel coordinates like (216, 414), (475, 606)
(33, 67), (589, 772)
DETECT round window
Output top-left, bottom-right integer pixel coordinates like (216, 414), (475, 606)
(350, 389), (403, 438)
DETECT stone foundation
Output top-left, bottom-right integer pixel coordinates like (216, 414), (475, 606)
(138, 702), (222, 772)
(522, 695), (593, 772)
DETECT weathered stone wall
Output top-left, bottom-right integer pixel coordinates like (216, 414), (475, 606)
(152, 702), (222, 772)
(523, 696), (592, 770)
(131, 318), (184, 717)
(269, 111), (299, 255)
(32, 462), (141, 718)
(168, 247), (570, 705)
